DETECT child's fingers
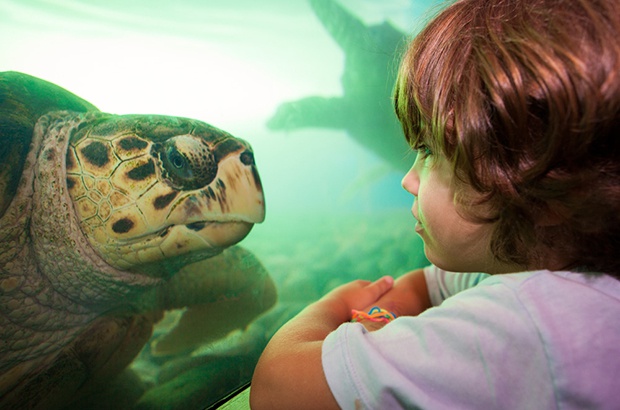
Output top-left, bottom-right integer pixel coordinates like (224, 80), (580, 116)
(321, 276), (395, 312)
(357, 276), (394, 307)
(369, 275), (394, 296)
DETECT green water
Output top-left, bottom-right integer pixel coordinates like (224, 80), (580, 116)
(1, 0), (441, 408)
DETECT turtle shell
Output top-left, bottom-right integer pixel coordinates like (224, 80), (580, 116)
(0, 71), (97, 217)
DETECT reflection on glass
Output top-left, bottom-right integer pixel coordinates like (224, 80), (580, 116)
(0, 0), (439, 408)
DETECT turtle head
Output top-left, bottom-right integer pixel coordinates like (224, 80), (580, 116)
(65, 114), (264, 277)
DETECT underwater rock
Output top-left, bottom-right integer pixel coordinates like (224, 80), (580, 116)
(267, 0), (413, 172)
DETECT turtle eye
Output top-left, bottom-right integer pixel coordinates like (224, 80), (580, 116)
(162, 145), (193, 183)
(168, 148), (187, 170)
(158, 135), (217, 190)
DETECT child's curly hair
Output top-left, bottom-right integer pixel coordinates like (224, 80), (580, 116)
(395, 0), (620, 276)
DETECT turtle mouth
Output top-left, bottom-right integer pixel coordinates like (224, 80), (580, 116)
(157, 219), (255, 259)
(103, 219), (255, 272)
(185, 221), (209, 231)
(141, 218), (254, 244)
(107, 218), (255, 251)
(159, 219), (254, 240)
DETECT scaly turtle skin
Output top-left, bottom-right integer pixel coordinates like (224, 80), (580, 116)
(0, 71), (271, 409)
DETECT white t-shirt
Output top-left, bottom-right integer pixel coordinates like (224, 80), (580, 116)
(322, 267), (620, 409)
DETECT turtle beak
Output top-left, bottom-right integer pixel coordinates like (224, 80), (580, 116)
(163, 147), (265, 229)
(216, 151), (265, 224)
(150, 150), (264, 260)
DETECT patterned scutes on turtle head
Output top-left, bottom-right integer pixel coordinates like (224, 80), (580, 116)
(31, 111), (162, 307)
(69, 114), (225, 146)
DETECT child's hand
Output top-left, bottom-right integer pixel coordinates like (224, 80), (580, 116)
(318, 276), (395, 323)
(357, 269), (432, 331)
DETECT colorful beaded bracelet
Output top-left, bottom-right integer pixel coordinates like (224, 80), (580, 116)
(351, 306), (397, 324)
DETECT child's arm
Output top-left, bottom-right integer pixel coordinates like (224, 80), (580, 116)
(250, 276), (394, 410)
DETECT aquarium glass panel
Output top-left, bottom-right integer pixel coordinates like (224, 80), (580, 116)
(0, 0), (444, 408)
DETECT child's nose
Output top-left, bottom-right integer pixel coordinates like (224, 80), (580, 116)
(401, 165), (419, 196)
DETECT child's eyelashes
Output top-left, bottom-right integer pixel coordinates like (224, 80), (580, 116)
(415, 144), (433, 159)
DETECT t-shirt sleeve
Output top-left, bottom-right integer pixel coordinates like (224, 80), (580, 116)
(322, 279), (553, 410)
(424, 265), (490, 306)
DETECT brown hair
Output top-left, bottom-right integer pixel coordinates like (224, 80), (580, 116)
(395, 0), (620, 276)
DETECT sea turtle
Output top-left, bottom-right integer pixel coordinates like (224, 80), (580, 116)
(0, 71), (273, 409)
(267, 0), (413, 172)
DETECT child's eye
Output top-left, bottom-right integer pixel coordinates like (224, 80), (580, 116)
(415, 144), (433, 159)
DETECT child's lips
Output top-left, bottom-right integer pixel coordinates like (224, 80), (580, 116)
(411, 210), (424, 232)
(415, 221), (424, 233)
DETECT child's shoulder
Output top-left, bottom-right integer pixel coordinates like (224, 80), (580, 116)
(483, 269), (620, 300)
(472, 270), (620, 332)
(435, 269), (620, 337)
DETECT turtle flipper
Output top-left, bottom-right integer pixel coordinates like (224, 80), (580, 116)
(150, 275), (276, 356)
(309, 0), (368, 50)
(145, 246), (274, 310)
(267, 96), (347, 130)
(0, 72), (97, 217)
(145, 246), (276, 355)
(309, 0), (404, 66)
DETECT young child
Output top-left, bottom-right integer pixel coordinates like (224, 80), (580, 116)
(251, 0), (620, 408)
